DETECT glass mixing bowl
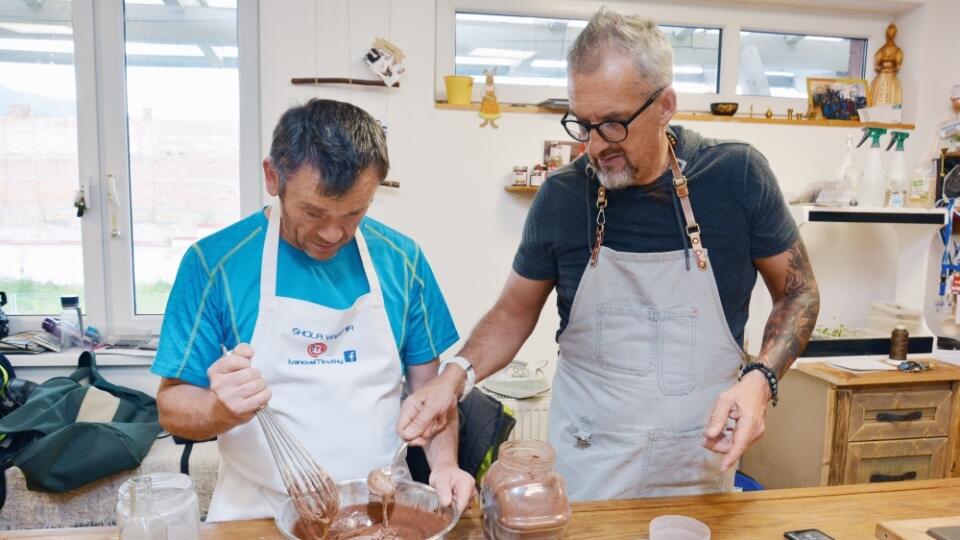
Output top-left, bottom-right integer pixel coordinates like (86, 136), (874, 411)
(275, 479), (460, 540)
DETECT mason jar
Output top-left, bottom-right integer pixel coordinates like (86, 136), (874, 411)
(481, 439), (571, 539)
(117, 473), (199, 540)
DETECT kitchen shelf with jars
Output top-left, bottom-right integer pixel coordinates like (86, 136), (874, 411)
(506, 140), (585, 195)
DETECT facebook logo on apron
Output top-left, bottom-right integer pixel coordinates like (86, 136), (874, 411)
(344, 350), (357, 363)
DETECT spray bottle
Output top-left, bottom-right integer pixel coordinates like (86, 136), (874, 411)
(885, 131), (910, 208)
(856, 127), (888, 207)
(835, 134), (859, 202)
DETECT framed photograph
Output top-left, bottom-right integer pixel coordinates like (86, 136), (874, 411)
(806, 77), (870, 121)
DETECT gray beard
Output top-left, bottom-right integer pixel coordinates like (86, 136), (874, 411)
(597, 163), (637, 190)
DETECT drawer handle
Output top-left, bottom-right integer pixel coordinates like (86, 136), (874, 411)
(869, 471), (917, 483)
(875, 411), (922, 423)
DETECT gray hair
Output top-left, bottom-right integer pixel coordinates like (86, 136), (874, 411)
(269, 99), (389, 198)
(568, 7), (674, 89)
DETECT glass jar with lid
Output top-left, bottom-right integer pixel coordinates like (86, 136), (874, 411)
(117, 473), (199, 540)
(481, 439), (571, 539)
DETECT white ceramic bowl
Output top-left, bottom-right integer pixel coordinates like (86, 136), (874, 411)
(275, 479), (460, 540)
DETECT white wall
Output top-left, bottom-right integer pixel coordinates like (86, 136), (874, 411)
(258, 0), (957, 372)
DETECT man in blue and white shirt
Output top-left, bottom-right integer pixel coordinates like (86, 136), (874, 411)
(152, 99), (472, 521)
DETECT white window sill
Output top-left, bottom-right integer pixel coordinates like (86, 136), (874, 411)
(7, 350), (155, 368)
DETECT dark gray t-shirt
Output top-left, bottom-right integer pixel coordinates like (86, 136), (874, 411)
(512, 125), (798, 345)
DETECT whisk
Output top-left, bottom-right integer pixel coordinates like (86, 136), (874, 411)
(257, 407), (340, 537)
(220, 346), (339, 537)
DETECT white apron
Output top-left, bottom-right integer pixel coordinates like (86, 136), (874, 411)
(547, 146), (744, 501)
(206, 207), (402, 521)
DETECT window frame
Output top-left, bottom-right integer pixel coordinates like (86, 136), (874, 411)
(7, 0), (260, 336)
(435, 0), (888, 115)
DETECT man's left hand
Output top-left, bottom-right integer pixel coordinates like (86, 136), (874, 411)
(428, 464), (475, 513)
(702, 370), (772, 472)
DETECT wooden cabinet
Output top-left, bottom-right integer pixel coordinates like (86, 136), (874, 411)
(741, 360), (960, 489)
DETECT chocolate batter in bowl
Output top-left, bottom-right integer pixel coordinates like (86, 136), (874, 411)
(276, 479), (460, 540)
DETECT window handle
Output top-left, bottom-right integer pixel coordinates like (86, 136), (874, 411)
(106, 174), (121, 238)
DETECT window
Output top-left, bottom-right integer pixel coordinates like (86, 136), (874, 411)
(453, 12), (720, 94)
(738, 31), (867, 98)
(662, 25), (721, 95)
(123, 0), (241, 314)
(0, 0), (83, 315)
(440, 3), (884, 112)
(0, 0), (256, 333)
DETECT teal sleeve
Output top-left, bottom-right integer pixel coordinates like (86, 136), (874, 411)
(151, 245), (226, 388)
(400, 246), (459, 366)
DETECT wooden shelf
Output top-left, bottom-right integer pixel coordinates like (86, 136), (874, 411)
(504, 185), (540, 194)
(438, 102), (562, 115)
(435, 102), (915, 130)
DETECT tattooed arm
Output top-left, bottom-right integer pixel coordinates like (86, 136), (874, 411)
(703, 238), (820, 471)
(753, 239), (821, 377)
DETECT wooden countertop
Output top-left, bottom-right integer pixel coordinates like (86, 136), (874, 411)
(797, 359), (960, 387)
(4, 478), (960, 539)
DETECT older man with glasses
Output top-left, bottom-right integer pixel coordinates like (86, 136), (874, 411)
(398, 7), (820, 501)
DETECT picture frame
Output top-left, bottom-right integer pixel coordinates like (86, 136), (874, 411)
(806, 77), (870, 121)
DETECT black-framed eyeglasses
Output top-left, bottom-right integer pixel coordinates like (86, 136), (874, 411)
(561, 86), (666, 143)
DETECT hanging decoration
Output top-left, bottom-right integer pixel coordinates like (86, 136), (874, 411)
(363, 37), (406, 88)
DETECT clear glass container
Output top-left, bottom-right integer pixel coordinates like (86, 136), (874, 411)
(118, 473), (198, 540)
(481, 439), (571, 540)
(58, 295), (83, 351)
(118, 476), (167, 540)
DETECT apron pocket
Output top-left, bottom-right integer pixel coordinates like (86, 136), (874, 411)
(656, 306), (697, 396)
(596, 304), (655, 376)
(636, 428), (724, 498)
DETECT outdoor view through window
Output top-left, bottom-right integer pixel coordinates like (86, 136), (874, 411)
(125, 0), (240, 314)
(0, 0), (240, 316)
(454, 13), (721, 94)
(0, 0), (82, 315)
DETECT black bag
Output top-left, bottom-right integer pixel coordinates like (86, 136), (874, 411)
(406, 388), (516, 486)
(0, 351), (161, 496)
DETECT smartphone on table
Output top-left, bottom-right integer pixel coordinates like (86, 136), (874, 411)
(784, 529), (835, 540)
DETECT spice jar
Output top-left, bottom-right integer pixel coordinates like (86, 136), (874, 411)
(117, 473), (199, 540)
(512, 166), (530, 186)
(481, 439), (571, 539)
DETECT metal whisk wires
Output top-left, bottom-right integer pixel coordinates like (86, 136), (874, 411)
(257, 406), (339, 536)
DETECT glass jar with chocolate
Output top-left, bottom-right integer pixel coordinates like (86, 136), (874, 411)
(481, 439), (571, 539)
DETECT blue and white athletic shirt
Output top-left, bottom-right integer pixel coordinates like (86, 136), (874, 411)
(151, 209), (460, 388)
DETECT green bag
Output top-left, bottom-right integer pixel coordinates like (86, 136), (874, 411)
(0, 351), (161, 493)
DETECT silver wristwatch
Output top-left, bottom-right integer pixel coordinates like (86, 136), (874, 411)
(438, 355), (475, 401)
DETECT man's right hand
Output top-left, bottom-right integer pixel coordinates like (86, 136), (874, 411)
(397, 366), (463, 446)
(207, 343), (271, 427)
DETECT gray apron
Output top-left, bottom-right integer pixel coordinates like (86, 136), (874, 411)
(547, 145), (744, 501)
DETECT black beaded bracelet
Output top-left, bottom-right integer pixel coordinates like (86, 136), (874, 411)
(739, 362), (779, 407)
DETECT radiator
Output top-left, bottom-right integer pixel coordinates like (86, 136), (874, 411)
(494, 392), (551, 442)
